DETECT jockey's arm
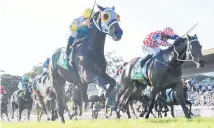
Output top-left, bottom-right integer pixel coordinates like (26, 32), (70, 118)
(71, 17), (89, 31)
(156, 39), (171, 46)
(170, 34), (180, 40)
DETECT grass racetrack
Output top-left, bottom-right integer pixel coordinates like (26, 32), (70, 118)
(1, 118), (214, 128)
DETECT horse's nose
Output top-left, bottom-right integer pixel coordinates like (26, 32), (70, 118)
(114, 27), (123, 40)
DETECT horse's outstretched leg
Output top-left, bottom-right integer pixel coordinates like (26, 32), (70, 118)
(80, 83), (88, 112)
(175, 84), (191, 118)
(52, 78), (66, 123)
(145, 88), (158, 119)
(126, 104), (131, 119)
(170, 105), (175, 118)
(18, 108), (22, 121)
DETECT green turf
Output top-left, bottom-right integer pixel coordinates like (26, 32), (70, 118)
(1, 118), (214, 128)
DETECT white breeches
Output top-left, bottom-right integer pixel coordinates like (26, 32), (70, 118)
(69, 31), (78, 38)
(142, 45), (160, 57)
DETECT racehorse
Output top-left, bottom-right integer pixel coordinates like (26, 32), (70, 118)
(0, 94), (10, 121)
(48, 4), (123, 123)
(65, 84), (83, 120)
(155, 78), (196, 117)
(116, 34), (205, 119)
(11, 88), (33, 121)
(32, 77), (58, 121)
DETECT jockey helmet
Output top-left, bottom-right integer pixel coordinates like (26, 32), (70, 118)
(163, 27), (174, 37)
(83, 8), (94, 19)
(22, 76), (29, 82)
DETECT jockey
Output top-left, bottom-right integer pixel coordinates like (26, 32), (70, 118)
(38, 58), (50, 83)
(0, 85), (6, 96)
(140, 27), (180, 67)
(18, 76), (30, 91)
(66, 8), (95, 60)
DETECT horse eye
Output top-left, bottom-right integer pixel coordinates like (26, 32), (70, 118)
(103, 14), (109, 20)
(103, 13), (110, 21)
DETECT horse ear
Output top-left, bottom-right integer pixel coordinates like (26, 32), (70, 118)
(194, 34), (198, 39)
(112, 6), (115, 10)
(187, 34), (191, 40)
(97, 4), (105, 11)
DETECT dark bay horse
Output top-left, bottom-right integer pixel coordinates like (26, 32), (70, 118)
(49, 4), (123, 123)
(116, 34), (205, 119)
(11, 88), (33, 121)
(155, 78), (196, 117)
(0, 94), (10, 121)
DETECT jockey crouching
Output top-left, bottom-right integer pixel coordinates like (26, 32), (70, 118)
(38, 58), (50, 83)
(0, 85), (7, 98)
(18, 76), (32, 95)
(65, 8), (94, 65)
(140, 27), (180, 67)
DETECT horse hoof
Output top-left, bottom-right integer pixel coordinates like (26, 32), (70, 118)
(47, 118), (50, 121)
(69, 116), (73, 120)
(139, 114), (144, 117)
(128, 116), (131, 119)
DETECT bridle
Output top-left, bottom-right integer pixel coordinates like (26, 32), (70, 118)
(92, 9), (119, 35)
(173, 38), (199, 65)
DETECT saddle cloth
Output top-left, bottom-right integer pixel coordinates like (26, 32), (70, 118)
(130, 57), (151, 80)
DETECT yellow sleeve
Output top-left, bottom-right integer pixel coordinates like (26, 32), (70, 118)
(71, 21), (78, 31)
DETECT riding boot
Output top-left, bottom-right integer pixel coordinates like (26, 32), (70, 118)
(66, 36), (74, 70)
(140, 54), (153, 68)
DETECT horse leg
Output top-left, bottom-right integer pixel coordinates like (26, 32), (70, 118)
(80, 83), (88, 112)
(36, 104), (40, 122)
(40, 97), (50, 121)
(115, 92), (122, 119)
(1, 113), (3, 121)
(52, 78), (66, 123)
(11, 103), (15, 119)
(145, 88), (158, 119)
(126, 104), (131, 119)
(170, 105), (175, 118)
(103, 74), (116, 95)
(175, 84), (191, 118)
(130, 102), (138, 119)
(105, 104), (109, 118)
(186, 100), (193, 116)
(78, 103), (82, 116)
(18, 108), (22, 121)
(27, 108), (31, 121)
(65, 103), (72, 119)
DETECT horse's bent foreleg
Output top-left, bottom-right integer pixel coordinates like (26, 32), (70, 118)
(52, 79), (66, 123)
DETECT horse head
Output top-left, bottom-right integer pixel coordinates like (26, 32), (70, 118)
(170, 34), (205, 68)
(92, 4), (123, 41)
